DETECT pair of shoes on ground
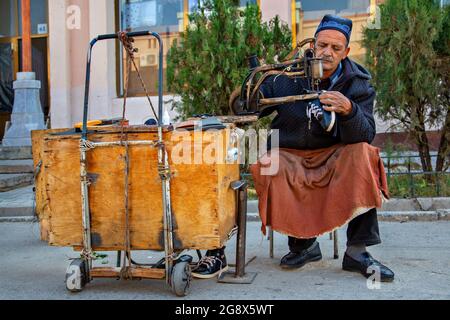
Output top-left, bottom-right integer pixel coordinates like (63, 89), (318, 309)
(280, 241), (395, 282)
(191, 248), (229, 279)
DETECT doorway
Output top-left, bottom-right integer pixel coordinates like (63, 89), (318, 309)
(0, 0), (49, 140)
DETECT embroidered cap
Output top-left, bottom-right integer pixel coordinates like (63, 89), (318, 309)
(315, 14), (353, 44)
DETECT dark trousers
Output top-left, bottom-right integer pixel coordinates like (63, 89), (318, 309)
(288, 208), (381, 253)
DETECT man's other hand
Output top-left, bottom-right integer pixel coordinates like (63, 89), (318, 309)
(320, 91), (353, 116)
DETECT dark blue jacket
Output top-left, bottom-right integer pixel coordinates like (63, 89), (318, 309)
(260, 57), (376, 150)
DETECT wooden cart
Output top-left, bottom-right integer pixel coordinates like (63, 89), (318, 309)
(31, 31), (252, 296)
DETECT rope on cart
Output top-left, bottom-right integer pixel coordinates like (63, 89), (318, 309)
(157, 163), (172, 180)
(80, 248), (95, 261)
(227, 226), (239, 241)
(80, 139), (95, 152)
(117, 31), (159, 139)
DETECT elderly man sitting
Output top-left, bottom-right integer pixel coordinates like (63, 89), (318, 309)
(250, 14), (395, 282)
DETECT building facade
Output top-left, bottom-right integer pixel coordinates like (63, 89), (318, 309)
(1, 0), (389, 135)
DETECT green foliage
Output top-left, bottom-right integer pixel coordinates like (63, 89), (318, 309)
(364, 0), (442, 124)
(434, 4), (450, 56)
(387, 173), (450, 198)
(167, 0), (292, 119)
(363, 0), (450, 172)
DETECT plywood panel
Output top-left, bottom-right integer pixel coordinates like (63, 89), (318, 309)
(32, 126), (239, 251)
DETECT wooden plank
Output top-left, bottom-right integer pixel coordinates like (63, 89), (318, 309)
(31, 129), (67, 241)
(90, 267), (165, 279)
(31, 130), (48, 241)
(216, 115), (258, 124)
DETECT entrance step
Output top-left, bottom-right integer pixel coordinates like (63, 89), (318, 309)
(0, 174), (34, 192)
(0, 160), (34, 174)
(0, 146), (32, 160)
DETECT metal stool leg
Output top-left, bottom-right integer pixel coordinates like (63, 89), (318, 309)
(116, 251), (122, 267)
(269, 227), (274, 259)
(333, 230), (339, 259)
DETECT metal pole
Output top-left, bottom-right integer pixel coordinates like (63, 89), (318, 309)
(80, 145), (92, 279)
(269, 227), (274, 259)
(116, 251), (122, 268)
(152, 32), (175, 285)
(82, 41), (96, 140)
(333, 230), (339, 259)
(235, 182), (248, 278)
(436, 172), (440, 197)
(218, 182), (257, 284)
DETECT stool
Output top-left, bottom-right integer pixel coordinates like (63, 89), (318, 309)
(268, 228), (339, 260)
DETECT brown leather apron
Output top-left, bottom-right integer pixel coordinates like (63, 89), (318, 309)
(250, 143), (389, 238)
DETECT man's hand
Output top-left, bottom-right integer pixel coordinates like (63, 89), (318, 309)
(319, 91), (353, 116)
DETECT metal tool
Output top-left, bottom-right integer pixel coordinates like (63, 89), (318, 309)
(229, 38), (336, 133)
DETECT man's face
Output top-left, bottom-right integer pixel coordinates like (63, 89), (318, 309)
(313, 30), (350, 74)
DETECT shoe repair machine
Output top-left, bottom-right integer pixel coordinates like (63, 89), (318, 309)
(229, 38), (336, 133)
(31, 31), (255, 297)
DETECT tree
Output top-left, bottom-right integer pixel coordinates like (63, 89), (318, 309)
(363, 0), (450, 172)
(167, 0), (292, 120)
(433, 4), (450, 171)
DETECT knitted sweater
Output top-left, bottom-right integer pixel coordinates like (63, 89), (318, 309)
(260, 57), (377, 150)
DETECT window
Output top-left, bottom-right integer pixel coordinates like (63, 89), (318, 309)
(0, 0), (17, 37)
(118, 0), (259, 96)
(300, 0), (370, 21)
(188, 0), (257, 11)
(240, 0), (257, 7)
(118, 0), (184, 96)
(18, 0), (48, 35)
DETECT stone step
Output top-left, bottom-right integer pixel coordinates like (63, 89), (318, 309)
(0, 174), (34, 192)
(0, 160), (34, 174)
(0, 146), (32, 160)
(0, 216), (36, 223)
(0, 186), (35, 217)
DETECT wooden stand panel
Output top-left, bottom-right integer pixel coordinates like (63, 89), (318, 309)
(32, 127), (239, 251)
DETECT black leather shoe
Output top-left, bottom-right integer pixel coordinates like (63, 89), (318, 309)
(280, 241), (322, 270)
(343, 252), (395, 282)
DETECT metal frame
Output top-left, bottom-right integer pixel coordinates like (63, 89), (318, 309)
(79, 30), (180, 287)
(74, 30), (254, 294)
(383, 154), (450, 198)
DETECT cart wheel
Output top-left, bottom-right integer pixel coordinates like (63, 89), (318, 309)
(171, 261), (192, 297)
(65, 258), (88, 292)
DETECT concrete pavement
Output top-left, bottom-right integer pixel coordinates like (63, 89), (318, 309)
(1, 220), (449, 300)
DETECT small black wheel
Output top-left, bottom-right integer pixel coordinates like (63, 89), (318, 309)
(65, 258), (88, 292)
(171, 261), (192, 297)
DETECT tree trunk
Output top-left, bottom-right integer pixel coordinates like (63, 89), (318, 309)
(412, 106), (433, 173)
(436, 108), (450, 172)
